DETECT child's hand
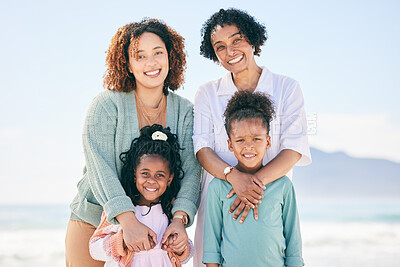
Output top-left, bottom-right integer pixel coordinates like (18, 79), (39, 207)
(161, 217), (188, 252)
(162, 234), (187, 255)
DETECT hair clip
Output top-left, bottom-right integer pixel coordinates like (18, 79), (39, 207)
(152, 131), (168, 141)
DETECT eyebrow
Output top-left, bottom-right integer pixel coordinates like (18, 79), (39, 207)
(213, 32), (241, 47)
(137, 46), (165, 53)
(139, 168), (166, 173)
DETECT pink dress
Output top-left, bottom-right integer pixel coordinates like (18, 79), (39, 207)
(90, 204), (191, 267)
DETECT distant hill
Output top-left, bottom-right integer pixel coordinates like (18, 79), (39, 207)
(292, 148), (400, 198)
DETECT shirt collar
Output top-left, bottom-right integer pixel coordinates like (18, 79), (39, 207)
(217, 66), (274, 96)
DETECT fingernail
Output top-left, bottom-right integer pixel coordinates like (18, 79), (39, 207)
(233, 218), (236, 220)
(239, 220), (243, 223)
(255, 216), (258, 220)
(259, 201), (262, 204)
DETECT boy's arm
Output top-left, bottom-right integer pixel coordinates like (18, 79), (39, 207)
(206, 263), (220, 267)
(282, 181), (304, 267)
(202, 181), (224, 265)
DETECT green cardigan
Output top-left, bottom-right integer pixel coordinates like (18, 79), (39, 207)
(70, 90), (201, 227)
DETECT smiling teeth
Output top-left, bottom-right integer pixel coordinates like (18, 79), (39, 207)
(145, 70), (160, 76)
(228, 55), (243, 64)
(145, 188), (157, 192)
(243, 154), (255, 158)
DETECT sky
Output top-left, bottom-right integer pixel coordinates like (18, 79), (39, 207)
(0, 0), (399, 204)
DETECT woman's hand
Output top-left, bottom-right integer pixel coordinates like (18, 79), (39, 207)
(116, 211), (157, 252)
(226, 169), (264, 223)
(161, 216), (188, 253)
(227, 168), (265, 207)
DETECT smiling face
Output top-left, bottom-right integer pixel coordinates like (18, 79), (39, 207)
(211, 24), (255, 74)
(228, 118), (271, 174)
(128, 32), (169, 92)
(135, 154), (173, 206)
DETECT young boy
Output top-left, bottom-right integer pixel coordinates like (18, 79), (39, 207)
(202, 91), (304, 267)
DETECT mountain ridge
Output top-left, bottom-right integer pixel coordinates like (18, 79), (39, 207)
(292, 148), (400, 198)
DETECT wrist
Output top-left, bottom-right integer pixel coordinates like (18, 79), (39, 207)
(225, 167), (239, 184)
(116, 211), (137, 227)
(223, 166), (235, 182)
(173, 212), (188, 226)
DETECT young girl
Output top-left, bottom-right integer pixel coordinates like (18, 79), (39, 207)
(90, 124), (193, 267)
(202, 91), (304, 267)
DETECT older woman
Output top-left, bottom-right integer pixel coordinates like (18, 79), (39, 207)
(192, 8), (312, 266)
(65, 18), (201, 267)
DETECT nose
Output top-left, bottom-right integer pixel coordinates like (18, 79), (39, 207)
(146, 175), (157, 183)
(146, 55), (157, 66)
(227, 44), (236, 56)
(243, 140), (254, 148)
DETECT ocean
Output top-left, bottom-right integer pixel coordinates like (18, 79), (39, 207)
(1, 198), (399, 267)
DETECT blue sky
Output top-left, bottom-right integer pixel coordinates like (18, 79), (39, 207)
(1, 0), (399, 204)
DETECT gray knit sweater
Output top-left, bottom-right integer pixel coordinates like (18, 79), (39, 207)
(70, 90), (201, 227)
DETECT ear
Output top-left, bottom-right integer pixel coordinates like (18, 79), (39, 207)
(127, 45), (134, 74)
(227, 139), (234, 152)
(167, 173), (174, 186)
(266, 135), (271, 149)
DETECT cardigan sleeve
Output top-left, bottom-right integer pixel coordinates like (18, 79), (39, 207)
(171, 103), (202, 227)
(83, 92), (135, 224)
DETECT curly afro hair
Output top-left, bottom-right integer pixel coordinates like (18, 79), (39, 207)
(224, 90), (275, 137)
(119, 124), (183, 222)
(200, 8), (268, 62)
(103, 18), (186, 95)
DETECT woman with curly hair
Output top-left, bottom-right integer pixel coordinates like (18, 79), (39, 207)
(65, 18), (201, 267)
(192, 8), (311, 266)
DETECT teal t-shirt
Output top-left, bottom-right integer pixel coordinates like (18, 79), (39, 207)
(202, 176), (304, 267)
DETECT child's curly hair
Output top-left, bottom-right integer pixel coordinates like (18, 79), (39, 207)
(119, 124), (184, 221)
(104, 18), (186, 95)
(200, 8), (267, 62)
(224, 90), (275, 137)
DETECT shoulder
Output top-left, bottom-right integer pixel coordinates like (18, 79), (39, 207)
(195, 76), (224, 100)
(89, 90), (132, 113)
(264, 68), (302, 96)
(208, 178), (230, 195)
(270, 175), (293, 190)
(168, 91), (193, 111)
(267, 68), (299, 87)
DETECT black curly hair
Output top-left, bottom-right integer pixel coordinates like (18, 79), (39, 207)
(119, 124), (183, 221)
(224, 90), (275, 137)
(200, 8), (268, 62)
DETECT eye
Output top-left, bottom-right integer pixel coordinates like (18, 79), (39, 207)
(155, 51), (163, 55)
(137, 54), (145, 60)
(236, 139), (244, 143)
(233, 38), (242, 44)
(156, 173), (166, 179)
(216, 45), (225, 52)
(140, 171), (149, 177)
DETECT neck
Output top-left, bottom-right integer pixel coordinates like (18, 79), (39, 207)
(135, 86), (164, 108)
(232, 63), (262, 91)
(235, 162), (264, 175)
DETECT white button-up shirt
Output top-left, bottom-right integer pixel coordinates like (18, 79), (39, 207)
(192, 66), (312, 267)
(193, 66), (312, 179)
